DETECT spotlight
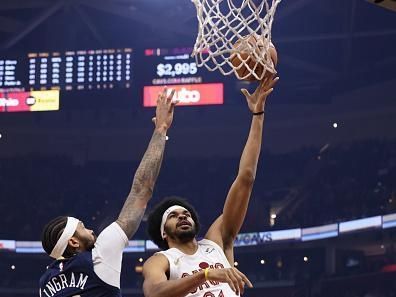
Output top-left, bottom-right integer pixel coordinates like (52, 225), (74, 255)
(333, 123), (338, 128)
(303, 256), (308, 262)
(139, 258), (144, 263)
(234, 261), (238, 267)
(260, 259), (265, 265)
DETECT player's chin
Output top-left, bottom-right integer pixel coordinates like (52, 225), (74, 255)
(86, 240), (95, 251)
(87, 235), (97, 250)
(177, 228), (196, 241)
(178, 225), (195, 233)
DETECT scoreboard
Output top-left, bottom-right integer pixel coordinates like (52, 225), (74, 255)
(142, 47), (224, 107)
(0, 46), (225, 111)
(0, 48), (133, 92)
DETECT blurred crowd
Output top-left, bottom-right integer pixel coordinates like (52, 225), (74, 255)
(0, 139), (395, 240)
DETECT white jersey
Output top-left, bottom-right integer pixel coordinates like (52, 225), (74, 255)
(92, 222), (129, 288)
(157, 239), (237, 297)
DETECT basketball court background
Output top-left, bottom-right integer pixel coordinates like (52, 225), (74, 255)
(0, 0), (396, 296)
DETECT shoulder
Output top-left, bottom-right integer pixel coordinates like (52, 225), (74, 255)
(39, 257), (78, 286)
(157, 247), (181, 255)
(198, 239), (232, 267)
(198, 238), (223, 251)
(96, 222), (128, 245)
(143, 253), (169, 275)
(145, 252), (169, 265)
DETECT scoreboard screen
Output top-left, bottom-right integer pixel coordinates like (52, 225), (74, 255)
(143, 47), (203, 86)
(143, 47), (224, 106)
(0, 48), (133, 92)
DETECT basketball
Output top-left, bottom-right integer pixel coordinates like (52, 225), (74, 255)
(230, 35), (278, 81)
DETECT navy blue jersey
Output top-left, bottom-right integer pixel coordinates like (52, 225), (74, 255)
(39, 251), (121, 297)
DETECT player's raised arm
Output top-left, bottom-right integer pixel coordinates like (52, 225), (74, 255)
(116, 88), (177, 238)
(206, 75), (279, 258)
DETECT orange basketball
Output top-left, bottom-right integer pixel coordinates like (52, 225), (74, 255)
(230, 36), (278, 81)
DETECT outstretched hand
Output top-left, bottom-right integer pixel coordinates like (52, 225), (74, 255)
(207, 267), (253, 296)
(241, 74), (279, 113)
(152, 87), (179, 131)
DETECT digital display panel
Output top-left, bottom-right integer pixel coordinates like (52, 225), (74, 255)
(301, 224), (338, 241)
(383, 213), (396, 229)
(143, 83), (223, 107)
(0, 48), (133, 92)
(339, 216), (382, 233)
(143, 47), (204, 86)
(143, 47), (223, 106)
(125, 240), (145, 252)
(0, 90), (59, 112)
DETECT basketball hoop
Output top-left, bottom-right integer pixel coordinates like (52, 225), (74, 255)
(191, 0), (282, 80)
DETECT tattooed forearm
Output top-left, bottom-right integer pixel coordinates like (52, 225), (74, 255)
(117, 208), (145, 240)
(117, 130), (167, 238)
(131, 130), (166, 194)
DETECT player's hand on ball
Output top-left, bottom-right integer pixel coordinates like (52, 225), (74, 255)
(206, 267), (253, 296)
(241, 74), (279, 113)
(152, 87), (179, 131)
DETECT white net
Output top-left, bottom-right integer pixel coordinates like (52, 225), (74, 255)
(191, 0), (282, 80)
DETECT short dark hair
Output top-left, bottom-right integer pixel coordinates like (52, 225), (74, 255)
(147, 197), (200, 250)
(41, 216), (75, 258)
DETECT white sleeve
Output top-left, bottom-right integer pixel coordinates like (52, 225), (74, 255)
(92, 222), (129, 288)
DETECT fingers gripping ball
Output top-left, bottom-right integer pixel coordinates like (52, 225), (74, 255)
(230, 35), (278, 81)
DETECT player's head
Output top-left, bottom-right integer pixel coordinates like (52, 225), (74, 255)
(147, 197), (200, 250)
(41, 216), (97, 259)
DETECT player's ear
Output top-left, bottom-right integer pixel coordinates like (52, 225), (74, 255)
(68, 237), (80, 248)
(162, 228), (170, 242)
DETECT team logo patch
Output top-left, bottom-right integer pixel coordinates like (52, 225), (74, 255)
(205, 247), (215, 254)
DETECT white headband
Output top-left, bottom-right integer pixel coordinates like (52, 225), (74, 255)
(160, 205), (188, 239)
(50, 217), (79, 259)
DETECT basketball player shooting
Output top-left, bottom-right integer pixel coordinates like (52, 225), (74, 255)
(143, 74), (279, 297)
(39, 88), (177, 297)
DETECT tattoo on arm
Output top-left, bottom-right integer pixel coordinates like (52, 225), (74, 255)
(117, 130), (167, 238)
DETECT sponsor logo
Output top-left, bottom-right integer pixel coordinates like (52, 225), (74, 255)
(143, 83), (223, 107)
